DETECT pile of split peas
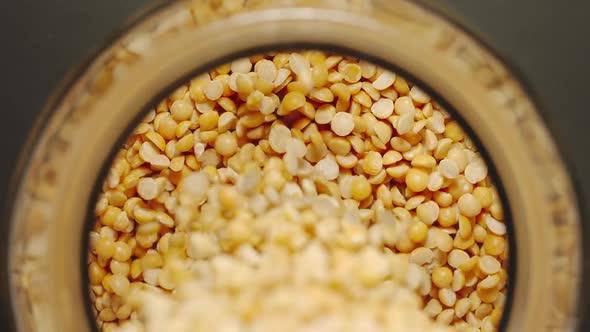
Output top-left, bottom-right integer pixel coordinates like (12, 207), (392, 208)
(88, 50), (508, 332)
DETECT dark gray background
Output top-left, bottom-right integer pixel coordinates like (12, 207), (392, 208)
(0, 0), (588, 330)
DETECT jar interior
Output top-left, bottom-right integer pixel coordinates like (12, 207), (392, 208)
(83, 47), (514, 332)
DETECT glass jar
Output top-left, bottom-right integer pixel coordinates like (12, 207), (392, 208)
(6, 0), (582, 331)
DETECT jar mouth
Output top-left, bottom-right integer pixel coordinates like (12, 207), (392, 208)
(8, 1), (582, 332)
(82, 44), (516, 332)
